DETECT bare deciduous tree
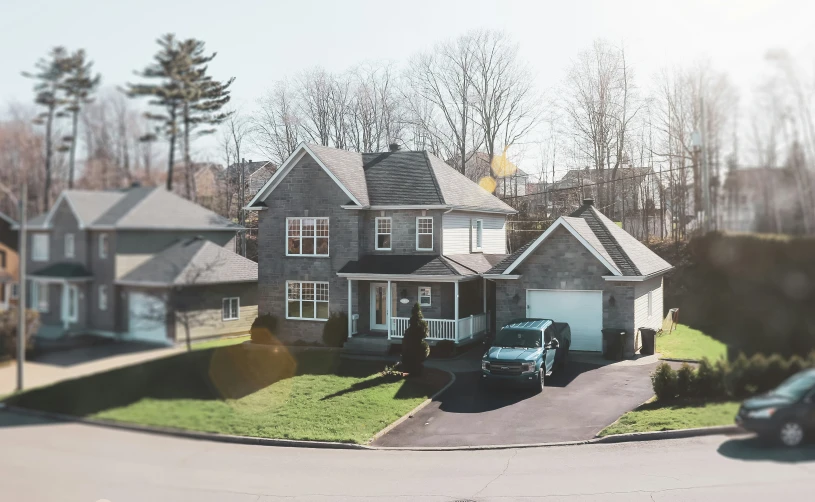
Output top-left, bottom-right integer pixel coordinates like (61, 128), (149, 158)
(253, 79), (302, 165)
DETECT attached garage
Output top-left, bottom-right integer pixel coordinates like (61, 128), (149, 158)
(527, 290), (603, 352)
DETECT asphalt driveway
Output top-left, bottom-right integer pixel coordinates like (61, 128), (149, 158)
(374, 354), (658, 447)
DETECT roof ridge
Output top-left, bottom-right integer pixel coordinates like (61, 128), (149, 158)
(440, 255), (478, 275)
(586, 207), (640, 275)
(437, 255), (462, 275)
(422, 151), (446, 206)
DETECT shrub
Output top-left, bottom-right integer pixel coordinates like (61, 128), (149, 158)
(787, 355), (807, 377)
(725, 353), (750, 399)
(250, 314), (279, 345)
(676, 363), (696, 398)
(742, 353), (768, 396)
(434, 340), (456, 358)
(694, 358), (726, 398)
(401, 303), (430, 375)
(761, 354), (789, 393)
(0, 309), (39, 359)
(322, 312), (349, 347)
(651, 363), (678, 400)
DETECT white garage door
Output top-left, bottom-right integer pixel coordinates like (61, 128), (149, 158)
(527, 290), (603, 352)
(128, 292), (169, 344)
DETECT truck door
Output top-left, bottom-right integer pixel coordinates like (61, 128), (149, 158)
(543, 327), (557, 374)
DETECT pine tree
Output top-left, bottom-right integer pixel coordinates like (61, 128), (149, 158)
(61, 49), (101, 189)
(401, 302), (430, 375)
(22, 47), (71, 209)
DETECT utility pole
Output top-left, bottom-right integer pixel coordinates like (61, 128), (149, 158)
(17, 183), (27, 392)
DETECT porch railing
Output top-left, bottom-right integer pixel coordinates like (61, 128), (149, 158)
(390, 312), (487, 342)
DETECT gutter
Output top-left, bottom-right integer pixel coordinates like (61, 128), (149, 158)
(601, 267), (675, 282)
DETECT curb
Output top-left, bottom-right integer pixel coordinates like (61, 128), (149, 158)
(368, 369), (456, 444)
(594, 425), (743, 443)
(659, 357), (702, 364)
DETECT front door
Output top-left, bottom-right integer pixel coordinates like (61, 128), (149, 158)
(61, 283), (79, 328)
(370, 283), (396, 331)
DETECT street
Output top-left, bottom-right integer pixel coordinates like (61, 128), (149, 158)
(1, 410), (814, 501)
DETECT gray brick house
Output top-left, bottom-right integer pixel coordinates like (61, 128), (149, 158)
(249, 143), (671, 356)
(21, 186), (258, 345)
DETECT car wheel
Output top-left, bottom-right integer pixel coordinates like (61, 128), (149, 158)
(779, 421), (805, 447)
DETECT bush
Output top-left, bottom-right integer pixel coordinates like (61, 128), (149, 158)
(787, 355), (807, 377)
(401, 303), (430, 375)
(434, 340), (456, 358)
(321, 312), (349, 347)
(676, 363), (696, 398)
(761, 354), (789, 393)
(651, 363), (678, 400)
(0, 309), (39, 359)
(694, 358), (726, 398)
(250, 314), (279, 345)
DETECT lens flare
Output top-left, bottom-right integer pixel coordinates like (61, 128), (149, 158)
(479, 176), (497, 193)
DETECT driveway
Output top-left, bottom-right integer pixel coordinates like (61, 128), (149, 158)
(375, 353), (658, 447)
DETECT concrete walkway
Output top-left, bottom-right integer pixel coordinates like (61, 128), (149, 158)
(0, 344), (182, 396)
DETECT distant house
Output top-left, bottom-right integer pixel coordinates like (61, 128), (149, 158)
(20, 186), (258, 345)
(450, 152), (530, 198)
(225, 160), (277, 201)
(0, 211), (19, 310)
(193, 164), (227, 214)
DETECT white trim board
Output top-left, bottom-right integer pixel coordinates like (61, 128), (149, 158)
(502, 217), (622, 276)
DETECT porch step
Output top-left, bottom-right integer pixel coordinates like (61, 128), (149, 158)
(341, 336), (392, 356)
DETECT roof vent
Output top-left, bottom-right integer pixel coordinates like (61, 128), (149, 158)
(583, 198), (595, 206)
(388, 142), (401, 152)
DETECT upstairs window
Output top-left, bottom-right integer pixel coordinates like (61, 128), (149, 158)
(287, 217), (329, 256)
(416, 217), (433, 250)
(64, 233), (75, 258)
(375, 217), (392, 250)
(98, 233), (109, 259)
(32, 234), (49, 262)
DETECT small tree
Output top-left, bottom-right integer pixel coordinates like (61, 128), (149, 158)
(401, 302), (430, 375)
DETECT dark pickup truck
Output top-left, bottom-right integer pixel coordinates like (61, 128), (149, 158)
(481, 319), (571, 392)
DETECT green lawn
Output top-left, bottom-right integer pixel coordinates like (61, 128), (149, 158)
(6, 346), (445, 444)
(191, 335), (250, 350)
(656, 324), (727, 361)
(599, 399), (739, 436)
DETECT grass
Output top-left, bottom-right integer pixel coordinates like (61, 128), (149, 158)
(6, 346), (446, 444)
(599, 399), (740, 436)
(191, 335), (250, 351)
(656, 324), (727, 361)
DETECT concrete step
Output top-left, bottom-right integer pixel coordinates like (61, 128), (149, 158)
(342, 336), (391, 356)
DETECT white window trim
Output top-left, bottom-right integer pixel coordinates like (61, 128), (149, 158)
(222, 297), (240, 321)
(285, 217), (330, 257)
(416, 217), (434, 251)
(285, 280), (330, 321)
(474, 219), (484, 252)
(375, 217), (392, 251)
(64, 233), (75, 258)
(98, 233), (109, 259)
(98, 285), (108, 311)
(418, 286), (432, 307)
(32, 234), (49, 262)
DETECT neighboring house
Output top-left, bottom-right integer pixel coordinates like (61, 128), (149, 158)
(452, 152), (529, 197)
(0, 211), (19, 310)
(194, 163), (226, 214)
(248, 143), (671, 357)
(485, 198), (672, 357)
(226, 160), (277, 200)
(719, 167), (810, 234)
(552, 166), (663, 220)
(21, 186), (257, 345)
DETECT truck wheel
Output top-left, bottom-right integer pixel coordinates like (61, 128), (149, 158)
(779, 421), (805, 447)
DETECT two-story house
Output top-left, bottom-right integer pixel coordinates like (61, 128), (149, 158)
(249, 143), (672, 357)
(22, 185), (259, 346)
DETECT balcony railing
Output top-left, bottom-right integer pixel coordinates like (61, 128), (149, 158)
(390, 312), (487, 343)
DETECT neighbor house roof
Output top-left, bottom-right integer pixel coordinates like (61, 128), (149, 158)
(337, 255), (480, 277)
(488, 199), (672, 278)
(24, 186), (241, 231)
(225, 160), (275, 179)
(249, 143), (516, 214)
(117, 237), (257, 287)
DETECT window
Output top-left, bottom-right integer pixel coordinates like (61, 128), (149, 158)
(416, 217), (433, 250)
(32, 234), (49, 262)
(647, 291), (653, 317)
(474, 219), (484, 251)
(98, 233), (109, 259)
(98, 285), (108, 311)
(286, 217), (329, 256)
(418, 286), (432, 307)
(287, 281), (329, 320)
(10, 283), (19, 299)
(222, 297), (239, 321)
(64, 233), (75, 258)
(0, 250), (6, 269)
(30, 281), (48, 312)
(375, 217), (392, 250)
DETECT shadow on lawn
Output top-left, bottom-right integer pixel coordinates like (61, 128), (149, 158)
(2, 346), (385, 421)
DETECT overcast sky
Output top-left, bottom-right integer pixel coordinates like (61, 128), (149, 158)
(2, 0), (812, 168)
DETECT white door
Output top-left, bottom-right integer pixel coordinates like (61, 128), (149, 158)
(370, 283), (396, 331)
(527, 290), (603, 352)
(128, 291), (169, 343)
(61, 284), (79, 328)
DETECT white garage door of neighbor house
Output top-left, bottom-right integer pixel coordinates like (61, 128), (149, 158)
(128, 292), (169, 344)
(527, 290), (603, 352)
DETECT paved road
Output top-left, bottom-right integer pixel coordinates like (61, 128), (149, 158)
(376, 357), (657, 447)
(3, 410), (814, 501)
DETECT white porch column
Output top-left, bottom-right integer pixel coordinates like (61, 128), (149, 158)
(454, 280), (459, 342)
(386, 280), (392, 339)
(347, 279), (352, 338)
(482, 277), (487, 313)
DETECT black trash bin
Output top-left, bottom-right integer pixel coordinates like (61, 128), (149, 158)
(639, 328), (657, 355)
(601, 329), (626, 361)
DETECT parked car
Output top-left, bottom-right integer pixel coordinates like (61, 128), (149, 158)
(481, 319), (571, 392)
(735, 369), (815, 447)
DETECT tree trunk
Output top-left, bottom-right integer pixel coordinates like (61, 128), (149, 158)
(166, 109), (177, 191)
(44, 106), (54, 208)
(183, 106), (194, 201)
(68, 109), (79, 189)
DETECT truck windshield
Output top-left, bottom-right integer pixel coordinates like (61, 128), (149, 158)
(493, 329), (542, 349)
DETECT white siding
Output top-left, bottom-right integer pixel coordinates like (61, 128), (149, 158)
(634, 277), (663, 333)
(442, 211), (507, 255)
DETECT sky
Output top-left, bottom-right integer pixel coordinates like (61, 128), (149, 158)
(1, 0), (813, 172)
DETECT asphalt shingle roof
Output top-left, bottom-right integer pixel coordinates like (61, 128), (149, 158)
(426, 153), (516, 213)
(338, 255), (475, 276)
(485, 240), (535, 274)
(118, 237), (257, 286)
(361, 151), (444, 206)
(29, 262), (93, 279)
(444, 253), (508, 274)
(307, 144), (370, 206)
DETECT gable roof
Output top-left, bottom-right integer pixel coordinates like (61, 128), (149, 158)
(117, 237), (257, 287)
(248, 143), (515, 214)
(27, 186), (241, 231)
(490, 200), (672, 277)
